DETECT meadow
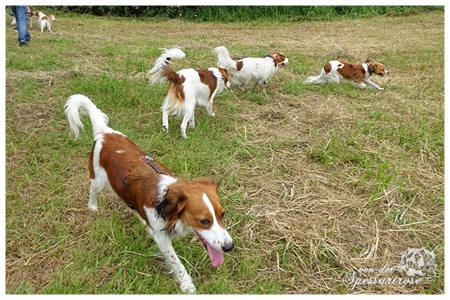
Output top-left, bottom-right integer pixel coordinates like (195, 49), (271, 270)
(5, 9), (444, 294)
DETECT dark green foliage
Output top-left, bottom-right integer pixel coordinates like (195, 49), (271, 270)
(41, 6), (443, 22)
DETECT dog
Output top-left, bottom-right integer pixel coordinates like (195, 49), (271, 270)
(147, 47), (230, 139)
(33, 10), (56, 32)
(214, 46), (289, 90)
(304, 59), (388, 90)
(64, 94), (234, 293)
(11, 6), (33, 28)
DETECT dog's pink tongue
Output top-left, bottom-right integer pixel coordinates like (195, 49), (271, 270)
(206, 243), (224, 267)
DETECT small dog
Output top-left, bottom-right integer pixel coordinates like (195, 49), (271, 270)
(214, 46), (289, 90)
(148, 47), (230, 139)
(64, 94), (234, 294)
(33, 9), (56, 32)
(304, 59), (388, 90)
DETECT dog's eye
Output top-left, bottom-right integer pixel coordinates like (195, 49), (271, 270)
(200, 219), (211, 226)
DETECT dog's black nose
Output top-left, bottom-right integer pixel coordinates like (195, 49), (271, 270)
(223, 242), (234, 252)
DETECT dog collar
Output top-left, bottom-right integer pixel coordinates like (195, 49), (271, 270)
(364, 63), (373, 76)
(264, 55), (278, 67)
(141, 155), (168, 176)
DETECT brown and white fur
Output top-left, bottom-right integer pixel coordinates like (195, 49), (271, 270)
(64, 94), (234, 293)
(33, 10), (55, 32)
(304, 59), (388, 90)
(214, 46), (289, 90)
(147, 47), (230, 139)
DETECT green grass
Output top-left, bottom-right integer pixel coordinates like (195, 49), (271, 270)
(5, 10), (444, 294)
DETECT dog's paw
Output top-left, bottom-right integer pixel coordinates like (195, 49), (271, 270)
(162, 125), (168, 132)
(88, 204), (98, 212)
(180, 281), (196, 294)
(378, 87), (385, 91)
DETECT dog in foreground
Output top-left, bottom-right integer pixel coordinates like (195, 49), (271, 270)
(33, 9), (55, 32)
(148, 47), (230, 139)
(64, 94), (234, 293)
(214, 46), (289, 90)
(304, 59), (388, 90)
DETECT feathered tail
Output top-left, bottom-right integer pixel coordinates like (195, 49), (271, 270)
(213, 46), (237, 71)
(64, 94), (110, 140)
(147, 47), (186, 85)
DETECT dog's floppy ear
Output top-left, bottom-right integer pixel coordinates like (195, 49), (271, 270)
(156, 183), (187, 234)
(218, 67), (228, 79)
(271, 53), (280, 61)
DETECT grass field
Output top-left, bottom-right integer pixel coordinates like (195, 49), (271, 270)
(5, 9), (444, 294)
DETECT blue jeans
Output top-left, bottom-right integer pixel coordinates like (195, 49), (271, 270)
(11, 6), (31, 43)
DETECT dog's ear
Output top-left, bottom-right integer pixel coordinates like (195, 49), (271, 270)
(156, 183), (187, 234)
(272, 53), (280, 61)
(218, 67), (228, 79)
(368, 64), (376, 75)
(366, 58), (373, 64)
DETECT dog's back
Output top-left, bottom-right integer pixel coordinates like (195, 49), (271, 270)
(35, 10), (55, 32)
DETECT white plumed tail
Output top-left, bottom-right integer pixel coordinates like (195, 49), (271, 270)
(213, 46), (237, 70)
(147, 47), (186, 85)
(64, 94), (110, 140)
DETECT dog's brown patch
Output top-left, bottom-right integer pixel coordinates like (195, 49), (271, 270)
(197, 69), (217, 100)
(324, 62), (332, 74)
(337, 61), (366, 83)
(236, 60), (244, 71)
(97, 133), (172, 224)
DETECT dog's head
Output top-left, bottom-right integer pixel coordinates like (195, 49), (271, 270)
(269, 52), (289, 67)
(156, 178), (234, 267)
(218, 67), (230, 89)
(366, 59), (389, 77)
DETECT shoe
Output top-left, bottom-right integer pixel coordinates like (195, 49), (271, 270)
(19, 42), (26, 47)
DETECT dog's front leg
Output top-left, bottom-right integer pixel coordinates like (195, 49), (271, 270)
(146, 226), (196, 293)
(348, 80), (366, 89)
(364, 79), (384, 91)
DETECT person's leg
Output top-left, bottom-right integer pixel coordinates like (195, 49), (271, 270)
(12, 6), (31, 45)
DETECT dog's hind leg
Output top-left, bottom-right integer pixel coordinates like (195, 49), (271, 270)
(188, 114), (195, 128)
(180, 112), (192, 139)
(180, 100), (195, 139)
(161, 96), (171, 133)
(88, 168), (109, 212)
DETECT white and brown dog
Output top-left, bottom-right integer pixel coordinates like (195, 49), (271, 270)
(304, 59), (388, 90)
(64, 94), (234, 294)
(214, 46), (289, 90)
(33, 9), (56, 32)
(148, 47), (230, 139)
